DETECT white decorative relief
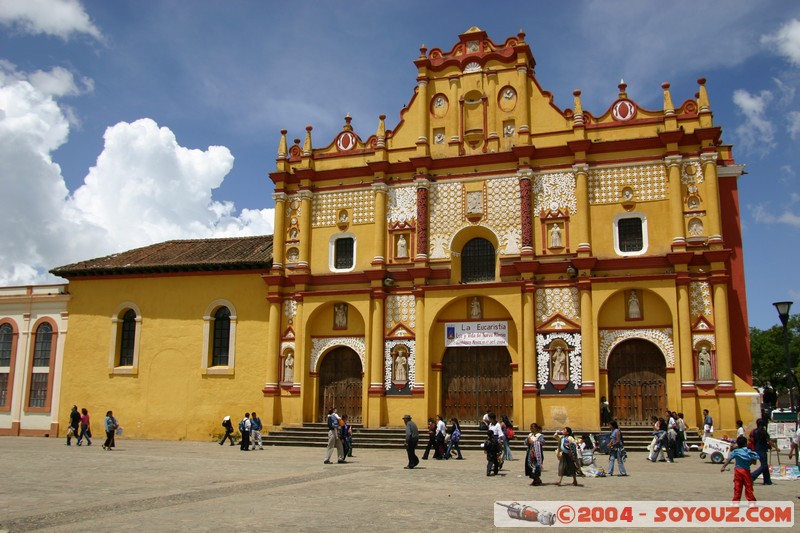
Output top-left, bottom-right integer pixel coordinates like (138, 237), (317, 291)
(310, 336), (366, 373)
(588, 163), (667, 205)
(689, 281), (713, 319)
(599, 328), (675, 369)
(385, 294), (416, 330)
(387, 186), (416, 224)
(532, 172), (577, 215)
(486, 177), (522, 255)
(464, 61), (481, 73)
(283, 299), (297, 321)
(535, 332), (583, 386)
(692, 334), (716, 349)
(384, 340), (416, 389)
(680, 159), (704, 185)
(429, 182), (468, 259)
(312, 189), (374, 227)
(535, 287), (580, 323)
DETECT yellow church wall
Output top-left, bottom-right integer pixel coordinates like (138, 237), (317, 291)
(59, 273), (270, 441)
(586, 199), (675, 259)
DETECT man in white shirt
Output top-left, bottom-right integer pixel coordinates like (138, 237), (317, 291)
(435, 414), (447, 459)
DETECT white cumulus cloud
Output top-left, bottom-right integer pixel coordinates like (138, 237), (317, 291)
(762, 18), (800, 67)
(0, 62), (273, 286)
(732, 89), (776, 154)
(0, 0), (103, 41)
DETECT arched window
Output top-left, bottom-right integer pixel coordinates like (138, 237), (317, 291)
(28, 322), (55, 409)
(202, 300), (237, 373)
(461, 238), (496, 283)
(211, 307), (231, 367)
(0, 322), (15, 409)
(109, 303), (142, 374)
(119, 309), (137, 366)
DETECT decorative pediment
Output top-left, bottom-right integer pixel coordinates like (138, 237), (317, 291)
(538, 313), (580, 332)
(691, 315), (714, 333)
(388, 323), (414, 338)
(282, 326), (295, 340)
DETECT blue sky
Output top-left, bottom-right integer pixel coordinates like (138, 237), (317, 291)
(1, 0), (799, 330)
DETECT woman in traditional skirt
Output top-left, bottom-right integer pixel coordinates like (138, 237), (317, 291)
(525, 422), (544, 486)
(556, 426), (579, 486)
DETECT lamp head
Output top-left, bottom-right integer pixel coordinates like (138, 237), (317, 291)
(773, 301), (793, 326)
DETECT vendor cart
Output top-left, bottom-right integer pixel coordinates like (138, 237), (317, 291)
(698, 437), (732, 464)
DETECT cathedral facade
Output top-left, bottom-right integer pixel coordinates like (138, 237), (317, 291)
(53, 28), (757, 440)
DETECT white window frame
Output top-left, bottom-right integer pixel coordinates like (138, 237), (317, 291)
(201, 299), (237, 375)
(613, 212), (648, 256)
(108, 302), (142, 375)
(329, 233), (356, 273)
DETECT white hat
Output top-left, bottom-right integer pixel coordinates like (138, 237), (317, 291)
(223, 415), (230, 421)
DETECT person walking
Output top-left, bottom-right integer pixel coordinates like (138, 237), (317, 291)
(482, 430), (500, 476)
(607, 420), (628, 476)
(501, 415), (515, 461)
(421, 417), (437, 460)
(556, 427), (579, 486)
(702, 409), (714, 442)
(66, 405), (80, 446)
(445, 417), (463, 460)
(250, 412), (263, 450)
(219, 415), (235, 446)
(341, 414), (353, 458)
(525, 422), (544, 486)
(239, 413), (251, 451)
(102, 410), (117, 451)
(324, 408), (345, 464)
(76, 408), (92, 446)
(434, 414), (447, 459)
(750, 419), (774, 486)
(403, 414), (419, 469)
(722, 436), (760, 504)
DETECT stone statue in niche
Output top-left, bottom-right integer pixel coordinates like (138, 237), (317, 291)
(396, 234), (408, 258)
(393, 345), (409, 382)
(434, 132), (445, 144)
(469, 296), (482, 319)
(550, 223), (562, 248)
(627, 290), (642, 319)
(287, 247), (299, 263)
(334, 303), (348, 329)
(698, 346), (712, 380)
(504, 124), (515, 137)
(689, 219), (704, 237)
(282, 350), (294, 384)
(550, 345), (569, 382)
(339, 211), (348, 223)
(289, 227), (298, 240)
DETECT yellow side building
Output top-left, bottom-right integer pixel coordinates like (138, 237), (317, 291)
(53, 28), (757, 441)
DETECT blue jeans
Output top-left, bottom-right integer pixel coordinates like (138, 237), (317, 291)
(446, 439), (462, 459)
(750, 451), (772, 484)
(608, 448), (627, 475)
(503, 437), (513, 460)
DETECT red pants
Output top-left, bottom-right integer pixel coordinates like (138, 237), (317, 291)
(733, 467), (756, 502)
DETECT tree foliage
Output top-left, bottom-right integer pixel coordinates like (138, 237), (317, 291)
(750, 313), (800, 392)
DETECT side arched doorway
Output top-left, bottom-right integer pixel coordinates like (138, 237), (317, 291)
(442, 347), (512, 425)
(608, 339), (666, 426)
(317, 347), (362, 424)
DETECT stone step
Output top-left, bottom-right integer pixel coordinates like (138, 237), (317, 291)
(263, 424), (702, 453)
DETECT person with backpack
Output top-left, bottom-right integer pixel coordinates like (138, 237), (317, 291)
(501, 415), (515, 461)
(219, 415), (235, 446)
(250, 412), (263, 450)
(324, 407), (345, 464)
(445, 417), (463, 460)
(481, 429), (500, 476)
(239, 413), (251, 451)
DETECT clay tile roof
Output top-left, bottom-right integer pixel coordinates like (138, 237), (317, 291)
(50, 235), (273, 278)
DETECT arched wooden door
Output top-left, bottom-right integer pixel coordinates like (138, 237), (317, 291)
(442, 346), (512, 425)
(317, 347), (363, 424)
(608, 339), (666, 426)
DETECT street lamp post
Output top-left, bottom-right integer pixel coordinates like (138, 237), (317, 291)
(773, 301), (798, 467)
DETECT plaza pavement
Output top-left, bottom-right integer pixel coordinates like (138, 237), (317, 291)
(0, 436), (798, 532)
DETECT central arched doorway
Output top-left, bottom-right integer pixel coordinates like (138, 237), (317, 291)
(317, 347), (362, 424)
(442, 347), (512, 425)
(608, 339), (666, 426)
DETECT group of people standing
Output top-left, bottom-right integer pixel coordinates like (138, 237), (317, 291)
(323, 407), (353, 464)
(66, 405), (119, 451)
(647, 410), (688, 462)
(219, 412), (264, 451)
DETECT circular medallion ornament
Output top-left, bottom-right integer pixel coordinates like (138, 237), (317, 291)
(612, 99), (636, 121)
(336, 131), (357, 152)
